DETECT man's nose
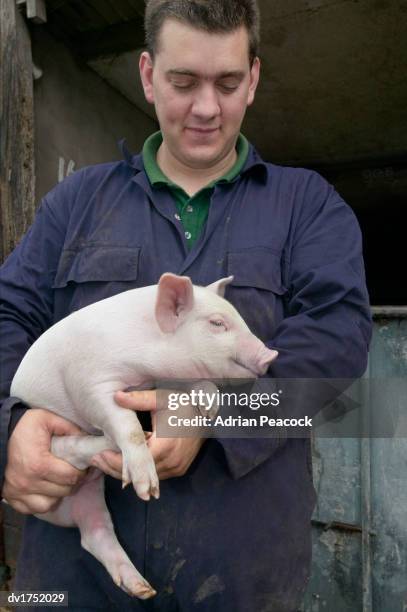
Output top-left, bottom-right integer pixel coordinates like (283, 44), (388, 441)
(191, 84), (221, 119)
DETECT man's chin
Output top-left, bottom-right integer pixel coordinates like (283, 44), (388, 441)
(180, 147), (227, 170)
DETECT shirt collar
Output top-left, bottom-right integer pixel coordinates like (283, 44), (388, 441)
(119, 135), (268, 183)
(118, 138), (143, 171)
(240, 144), (269, 182)
(141, 131), (250, 189)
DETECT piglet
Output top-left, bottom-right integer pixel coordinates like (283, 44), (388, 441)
(10, 273), (278, 598)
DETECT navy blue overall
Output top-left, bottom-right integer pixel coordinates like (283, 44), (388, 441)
(0, 143), (372, 611)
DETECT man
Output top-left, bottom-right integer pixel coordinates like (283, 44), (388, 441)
(0, 1), (372, 610)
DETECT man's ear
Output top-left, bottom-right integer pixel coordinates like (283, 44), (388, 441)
(247, 56), (260, 107)
(139, 51), (155, 104)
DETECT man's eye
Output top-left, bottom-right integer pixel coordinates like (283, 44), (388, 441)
(172, 81), (196, 90)
(217, 81), (240, 93)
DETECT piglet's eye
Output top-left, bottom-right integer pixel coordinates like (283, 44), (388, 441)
(210, 320), (224, 327)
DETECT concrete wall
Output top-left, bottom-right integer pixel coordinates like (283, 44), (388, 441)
(31, 26), (157, 201)
(253, 0), (407, 165)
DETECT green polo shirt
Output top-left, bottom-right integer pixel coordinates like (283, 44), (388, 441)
(142, 131), (249, 248)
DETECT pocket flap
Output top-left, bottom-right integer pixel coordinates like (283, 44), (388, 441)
(53, 246), (140, 288)
(227, 247), (286, 295)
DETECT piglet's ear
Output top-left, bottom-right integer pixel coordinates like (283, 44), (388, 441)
(206, 276), (234, 298)
(155, 273), (194, 333)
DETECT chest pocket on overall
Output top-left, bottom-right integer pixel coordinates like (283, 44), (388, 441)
(225, 247), (287, 342)
(52, 245), (141, 321)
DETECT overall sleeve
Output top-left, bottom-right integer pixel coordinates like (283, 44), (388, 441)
(218, 171), (372, 478)
(0, 184), (72, 494)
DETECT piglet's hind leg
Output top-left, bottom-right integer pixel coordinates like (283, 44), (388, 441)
(51, 434), (118, 470)
(72, 474), (156, 599)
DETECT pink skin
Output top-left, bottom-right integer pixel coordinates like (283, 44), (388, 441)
(154, 274), (277, 380)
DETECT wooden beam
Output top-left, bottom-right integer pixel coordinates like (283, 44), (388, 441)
(17, 0), (47, 24)
(0, 0), (36, 262)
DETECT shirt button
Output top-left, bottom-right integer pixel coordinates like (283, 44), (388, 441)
(174, 213), (181, 220)
(186, 205), (194, 213)
(185, 231), (192, 239)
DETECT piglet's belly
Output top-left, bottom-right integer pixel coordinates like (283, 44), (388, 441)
(10, 376), (102, 436)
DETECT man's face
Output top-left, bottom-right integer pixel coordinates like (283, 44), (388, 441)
(139, 19), (260, 170)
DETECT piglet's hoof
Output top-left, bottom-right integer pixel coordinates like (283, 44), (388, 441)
(114, 563), (157, 599)
(121, 443), (160, 501)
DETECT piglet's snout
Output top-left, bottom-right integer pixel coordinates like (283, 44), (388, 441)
(255, 345), (278, 375)
(237, 334), (278, 376)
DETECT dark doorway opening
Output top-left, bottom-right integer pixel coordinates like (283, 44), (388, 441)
(315, 157), (406, 306)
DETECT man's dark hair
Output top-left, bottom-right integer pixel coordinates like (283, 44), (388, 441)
(144, 0), (260, 65)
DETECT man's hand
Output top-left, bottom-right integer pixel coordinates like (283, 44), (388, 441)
(2, 408), (88, 515)
(90, 390), (205, 481)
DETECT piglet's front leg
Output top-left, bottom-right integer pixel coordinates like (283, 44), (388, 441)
(78, 391), (159, 501)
